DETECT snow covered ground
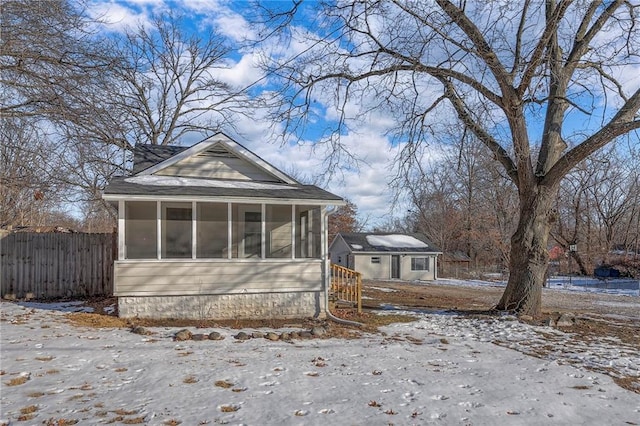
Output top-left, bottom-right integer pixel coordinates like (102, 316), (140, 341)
(434, 275), (640, 297)
(2, 296), (639, 425)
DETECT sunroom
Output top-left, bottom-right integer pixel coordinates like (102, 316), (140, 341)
(103, 134), (344, 320)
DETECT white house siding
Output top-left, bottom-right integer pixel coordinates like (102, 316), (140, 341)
(157, 155), (277, 182)
(115, 260), (325, 319)
(400, 255), (437, 281)
(350, 253), (437, 280)
(329, 237), (351, 267)
(353, 254), (391, 280)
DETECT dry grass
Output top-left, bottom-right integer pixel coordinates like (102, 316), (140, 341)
(17, 413), (36, 421)
(214, 380), (234, 388)
(112, 409), (138, 416)
(122, 417), (146, 424)
(35, 356), (55, 361)
(5, 376), (28, 386)
(20, 405), (38, 414)
(43, 418), (79, 425)
(18, 406), (38, 421)
(27, 392), (45, 398)
(183, 376), (198, 384)
(219, 405), (239, 413)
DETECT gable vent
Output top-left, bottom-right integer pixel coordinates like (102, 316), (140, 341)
(197, 146), (236, 158)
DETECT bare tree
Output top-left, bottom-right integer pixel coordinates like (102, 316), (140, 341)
(259, 0), (640, 316)
(405, 132), (517, 274)
(2, 5), (252, 224)
(58, 15), (253, 208)
(406, 162), (462, 258)
(0, 118), (72, 227)
(113, 15), (247, 148)
(553, 160), (598, 275)
(328, 199), (360, 241)
(1, 0), (127, 225)
(553, 144), (640, 275)
(0, 0), (114, 120)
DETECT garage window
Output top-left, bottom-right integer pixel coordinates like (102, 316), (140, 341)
(411, 257), (429, 271)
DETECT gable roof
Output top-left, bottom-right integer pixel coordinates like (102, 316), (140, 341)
(104, 133), (344, 204)
(336, 232), (441, 253)
(135, 133), (297, 185)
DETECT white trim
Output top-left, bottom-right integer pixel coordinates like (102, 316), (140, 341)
(291, 204), (296, 260)
(137, 133), (298, 185)
(238, 205), (262, 258)
(191, 201), (197, 260)
(261, 203), (266, 259)
(320, 206), (326, 261)
(103, 193), (344, 206)
(156, 201), (161, 260)
(118, 200), (125, 260)
(114, 258), (323, 264)
(227, 203), (232, 260)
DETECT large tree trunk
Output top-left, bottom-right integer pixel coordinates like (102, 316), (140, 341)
(496, 184), (559, 317)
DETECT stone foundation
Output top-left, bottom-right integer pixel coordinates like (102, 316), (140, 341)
(118, 291), (326, 320)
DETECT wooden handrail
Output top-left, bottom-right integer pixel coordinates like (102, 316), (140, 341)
(330, 263), (362, 313)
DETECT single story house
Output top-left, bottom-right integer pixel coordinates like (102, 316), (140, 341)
(102, 133), (344, 320)
(329, 233), (441, 281)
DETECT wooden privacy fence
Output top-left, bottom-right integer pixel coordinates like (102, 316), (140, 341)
(0, 232), (116, 299)
(330, 263), (362, 313)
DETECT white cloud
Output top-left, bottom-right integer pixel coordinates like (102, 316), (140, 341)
(88, 1), (153, 32)
(213, 12), (256, 43)
(215, 54), (265, 88)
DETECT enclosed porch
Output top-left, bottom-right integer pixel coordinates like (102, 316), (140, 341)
(113, 200), (330, 319)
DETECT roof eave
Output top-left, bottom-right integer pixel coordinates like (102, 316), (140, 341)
(102, 193), (345, 206)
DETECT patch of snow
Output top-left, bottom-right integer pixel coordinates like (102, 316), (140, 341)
(434, 277), (640, 297)
(125, 175), (293, 190)
(366, 234), (428, 249)
(17, 301), (94, 313)
(368, 286), (399, 293)
(350, 244), (364, 250)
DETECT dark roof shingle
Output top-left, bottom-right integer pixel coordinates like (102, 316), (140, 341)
(132, 144), (189, 174)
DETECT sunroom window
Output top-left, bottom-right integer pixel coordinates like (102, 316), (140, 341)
(296, 205), (321, 259)
(162, 202), (192, 258)
(232, 204), (262, 258)
(125, 201), (157, 259)
(197, 203), (227, 258)
(266, 205), (292, 258)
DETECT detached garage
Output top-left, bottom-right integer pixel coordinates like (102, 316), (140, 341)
(329, 233), (441, 281)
